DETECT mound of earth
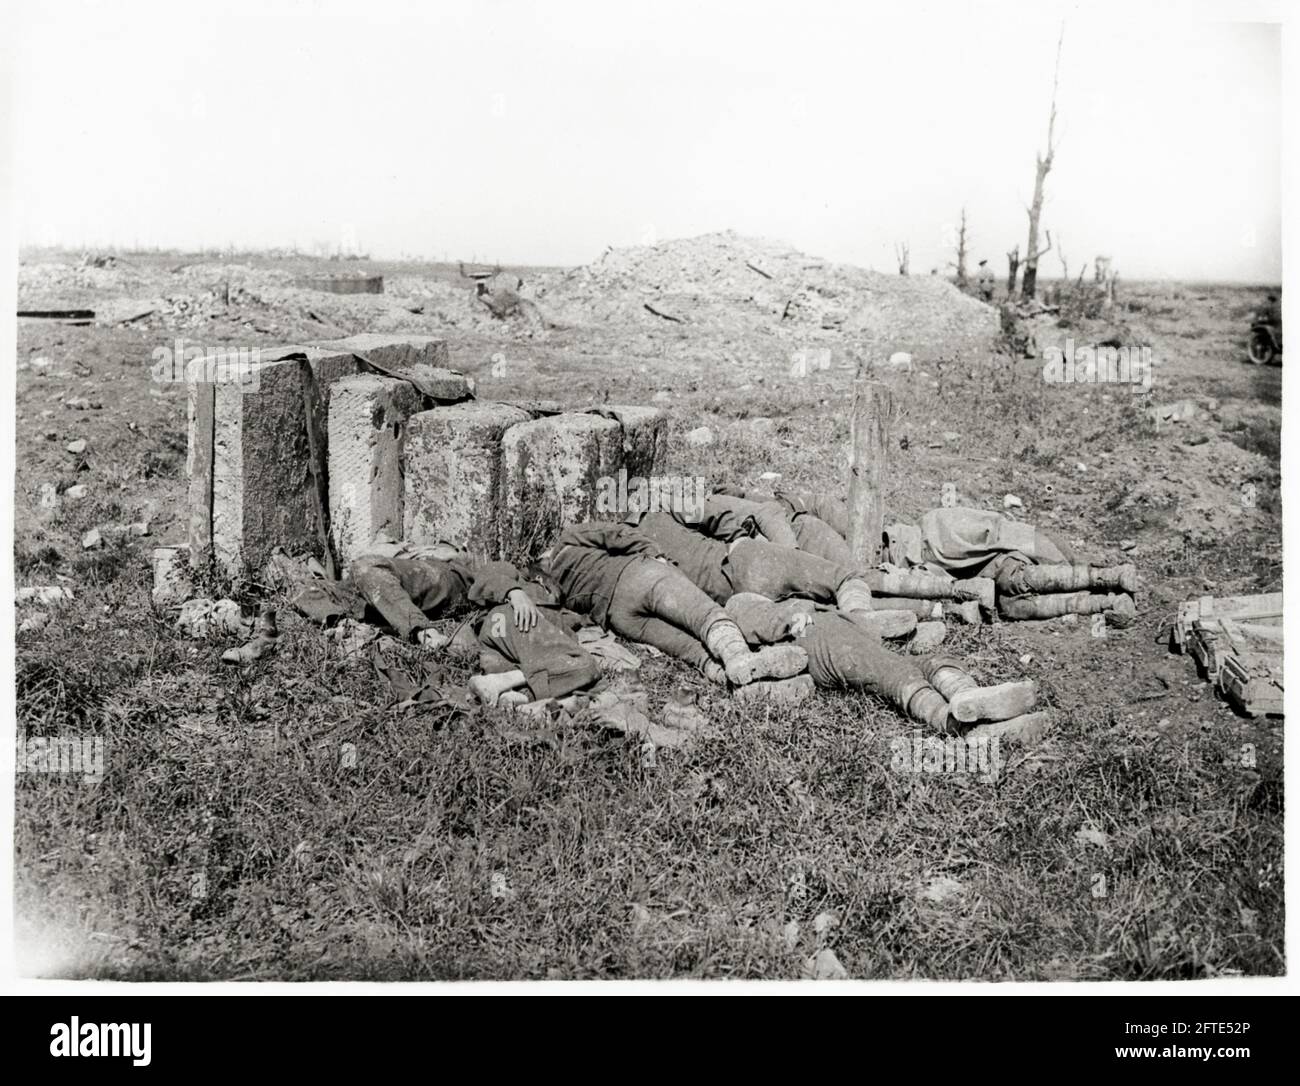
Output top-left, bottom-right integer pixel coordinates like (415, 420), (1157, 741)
(530, 231), (1000, 354)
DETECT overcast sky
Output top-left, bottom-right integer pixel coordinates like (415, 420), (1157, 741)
(8, 0), (1284, 281)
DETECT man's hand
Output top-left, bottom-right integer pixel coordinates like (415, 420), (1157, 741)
(508, 589), (540, 632)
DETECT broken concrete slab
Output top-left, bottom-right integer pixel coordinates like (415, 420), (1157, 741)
(501, 413), (625, 559)
(327, 374), (423, 568)
(404, 402), (531, 559)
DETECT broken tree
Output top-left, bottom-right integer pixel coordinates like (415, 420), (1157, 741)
(1021, 25), (1063, 300)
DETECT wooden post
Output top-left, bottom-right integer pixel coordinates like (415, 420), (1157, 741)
(846, 377), (892, 566)
(187, 379), (215, 568)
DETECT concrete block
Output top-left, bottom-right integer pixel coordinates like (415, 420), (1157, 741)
(328, 375), (422, 567)
(196, 338), (440, 575)
(501, 413), (624, 559)
(607, 405), (668, 480)
(307, 333), (450, 369)
(404, 402), (530, 559)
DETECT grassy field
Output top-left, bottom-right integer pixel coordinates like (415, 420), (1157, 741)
(13, 255), (1283, 979)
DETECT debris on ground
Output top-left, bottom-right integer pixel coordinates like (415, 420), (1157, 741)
(1172, 592), (1283, 716)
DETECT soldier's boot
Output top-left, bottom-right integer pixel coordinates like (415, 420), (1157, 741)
(922, 656), (1038, 723)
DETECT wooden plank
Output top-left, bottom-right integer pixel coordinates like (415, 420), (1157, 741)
(187, 380), (215, 567)
(846, 378), (892, 566)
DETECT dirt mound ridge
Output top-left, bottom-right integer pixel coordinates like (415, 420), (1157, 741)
(531, 231), (999, 354)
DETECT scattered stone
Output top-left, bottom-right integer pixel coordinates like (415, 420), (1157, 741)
(783, 919), (800, 951)
(128, 521), (151, 537)
(178, 597), (251, 639)
(921, 875), (965, 904)
(652, 390), (672, 404)
(81, 528), (103, 550)
(64, 484), (89, 500)
(15, 586), (74, 605)
(66, 439), (87, 455)
(1019, 653), (1035, 665)
(812, 911), (839, 936)
(1120, 538), (1137, 551)
(150, 546), (192, 606)
(908, 620), (947, 654)
(19, 612), (51, 635)
(887, 351), (913, 368)
(64, 397), (101, 410)
(685, 426), (714, 447)
(803, 948), (849, 980)
(1003, 493), (1023, 510)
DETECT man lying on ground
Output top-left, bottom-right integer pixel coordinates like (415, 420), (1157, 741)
(725, 593), (1044, 739)
(717, 485), (1136, 625)
(291, 541), (601, 708)
(622, 506), (898, 632)
(536, 521), (805, 687)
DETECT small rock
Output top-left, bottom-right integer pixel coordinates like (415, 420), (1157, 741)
(887, 351), (913, 368)
(1003, 493), (1024, 510)
(18, 613), (51, 635)
(921, 875), (965, 904)
(685, 426), (714, 447)
(64, 484), (89, 500)
(81, 528), (103, 550)
(1019, 654), (1034, 665)
(758, 471), (782, 485)
(812, 911), (839, 936)
(38, 483), (59, 511)
(1120, 538), (1137, 551)
(128, 521), (151, 537)
(652, 390), (672, 404)
(908, 620), (947, 654)
(1076, 462), (1088, 473)
(942, 431), (960, 442)
(64, 397), (100, 410)
(1074, 825), (1111, 849)
(803, 948), (849, 980)
(66, 439), (87, 455)
(783, 920), (800, 951)
(15, 586), (74, 605)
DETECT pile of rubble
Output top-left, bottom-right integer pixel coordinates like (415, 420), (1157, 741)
(529, 231), (1000, 354)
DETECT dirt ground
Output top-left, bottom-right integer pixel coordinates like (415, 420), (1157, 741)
(13, 245), (1283, 980)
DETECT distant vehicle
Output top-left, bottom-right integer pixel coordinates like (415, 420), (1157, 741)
(1247, 309), (1282, 366)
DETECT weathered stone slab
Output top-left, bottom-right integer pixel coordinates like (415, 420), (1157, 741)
(404, 402), (530, 560)
(196, 338), (440, 575)
(307, 333), (449, 369)
(501, 413), (624, 560)
(606, 405), (668, 480)
(328, 374), (422, 568)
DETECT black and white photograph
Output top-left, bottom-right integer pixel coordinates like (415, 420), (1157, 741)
(2, 0), (1293, 1014)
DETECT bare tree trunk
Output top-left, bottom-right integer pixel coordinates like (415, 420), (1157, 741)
(1006, 244), (1020, 295)
(895, 242), (910, 276)
(1022, 25), (1064, 300)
